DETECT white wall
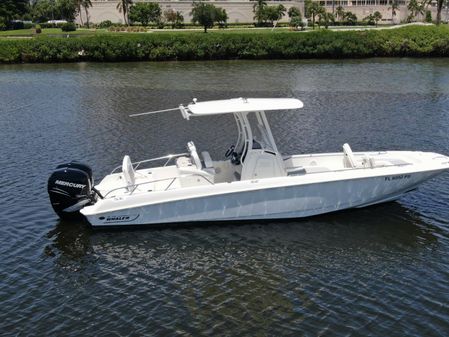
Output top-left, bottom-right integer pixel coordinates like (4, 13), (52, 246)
(79, 0), (305, 25)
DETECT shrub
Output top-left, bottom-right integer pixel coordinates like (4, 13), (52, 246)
(35, 24), (42, 34)
(61, 22), (76, 32)
(425, 10), (432, 23)
(98, 20), (113, 29)
(0, 26), (448, 63)
(10, 21), (24, 30)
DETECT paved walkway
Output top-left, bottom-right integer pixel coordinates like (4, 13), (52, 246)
(323, 22), (434, 32)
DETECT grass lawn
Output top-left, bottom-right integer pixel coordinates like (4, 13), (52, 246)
(0, 28), (109, 37)
(0, 26), (301, 38)
(0, 23), (445, 39)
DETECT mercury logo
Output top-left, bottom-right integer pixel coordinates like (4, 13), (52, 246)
(55, 180), (86, 189)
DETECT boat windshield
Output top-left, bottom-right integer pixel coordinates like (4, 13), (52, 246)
(247, 113), (276, 152)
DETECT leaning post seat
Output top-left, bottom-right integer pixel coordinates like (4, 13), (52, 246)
(122, 155), (135, 192)
(343, 143), (375, 169)
(187, 141), (202, 170)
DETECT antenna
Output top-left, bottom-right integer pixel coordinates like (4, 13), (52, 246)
(129, 107), (181, 118)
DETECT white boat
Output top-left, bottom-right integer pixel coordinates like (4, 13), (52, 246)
(47, 97), (449, 227)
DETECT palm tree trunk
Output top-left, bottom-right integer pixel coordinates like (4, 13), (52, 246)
(125, 6), (129, 26)
(78, 4), (84, 26)
(436, 0), (443, 24)
(85, 7), (89, 28)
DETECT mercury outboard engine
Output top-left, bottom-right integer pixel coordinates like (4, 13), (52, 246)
(48, 161), (97, 218)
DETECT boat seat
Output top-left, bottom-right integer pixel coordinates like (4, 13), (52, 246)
(201, 151), (214, 168)
(304, 166), (330, 174)
(176, 156), (193, 168)
(343, 143), (358, 168)
(122, 155), (135, 192)
(343, 144), (375, 169)
(187, 141), (202, 170)
(287, 167), (306, 176)
(201, 151), (216, 175)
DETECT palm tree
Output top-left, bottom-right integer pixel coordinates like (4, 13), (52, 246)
(253, 0), (267, 25)
(75, 0), (84, 25)
(117, 0), (133, 25)
(435, 0), (445, 24)
(421, 0), (445, 24)
(82, 0), (92, 28)
(336, 5), (345, 22)
(388, 0), (400, 23)
(309, 3), (325, 29)
(407, 0), (424, 22)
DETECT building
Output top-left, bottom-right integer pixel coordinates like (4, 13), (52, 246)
(80, 0), (445, 25)
(316, 0), (444, 23)
(80, 0), (304, 25)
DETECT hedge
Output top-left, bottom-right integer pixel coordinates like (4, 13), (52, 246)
(0, 26), (448, 63)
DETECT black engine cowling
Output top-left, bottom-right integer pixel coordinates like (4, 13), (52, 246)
(48, 161), (96, 218)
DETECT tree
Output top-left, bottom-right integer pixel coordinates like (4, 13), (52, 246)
(30, 0), (77, 23)
(290, 16), (304, 29)
(129, 2), (161, 26)
(82, 0), (92, 27)
(0, 0), (29, 28)
(215, 7), (228, 28)
(31, 0), (54, 22)
(56, 0), (78, 22)
(288, 6), (302, 28)
(425, 9), (432, 22)
(363, 14), (375, 25)
(318, 11), (334, 28)
(388, 0), (400, 23)
(373, 11), (382, 26)
(253, 0), (267, 26)
(434, 0), (445, 24)
(308, 2), (325, 29)
(304, 0), (313, 20)
(117, 0), (133, 25)
(263, 5), (286, 26)
(335, 5), (345, 22)
(344, 11), (357, 25)
(164, 9), (184, 29)
(191, 1), (225, 33)
(407, 0), (424, 22)
(288, 6), (301, 19)
(75, 0), (83, 25)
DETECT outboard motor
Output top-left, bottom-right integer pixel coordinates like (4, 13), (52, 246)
(47, 161), (97, 218)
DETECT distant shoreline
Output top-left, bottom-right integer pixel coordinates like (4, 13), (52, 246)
(1, 25), (448, 64)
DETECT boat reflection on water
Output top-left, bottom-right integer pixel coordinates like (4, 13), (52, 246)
(47, 202), (438, 263)
(46, 217), (93, 263)
(45, 202), (441, 334)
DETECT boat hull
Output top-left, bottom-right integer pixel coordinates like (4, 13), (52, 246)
(82, 168), (445, 227)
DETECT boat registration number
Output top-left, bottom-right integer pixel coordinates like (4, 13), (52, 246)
(384, 174), (411, 181)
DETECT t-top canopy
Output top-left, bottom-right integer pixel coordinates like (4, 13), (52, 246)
(184, 97), (303, 116)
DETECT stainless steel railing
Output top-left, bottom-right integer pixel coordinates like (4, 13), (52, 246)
(110, 153), (189, 174)
(102, 172), (214, 199)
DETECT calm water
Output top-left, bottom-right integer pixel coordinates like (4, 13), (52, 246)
(1, 59), (449, 336)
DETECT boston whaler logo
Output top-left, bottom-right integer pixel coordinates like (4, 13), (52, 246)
(99, 214), (140, 223)
(55, 180), (86, 189)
